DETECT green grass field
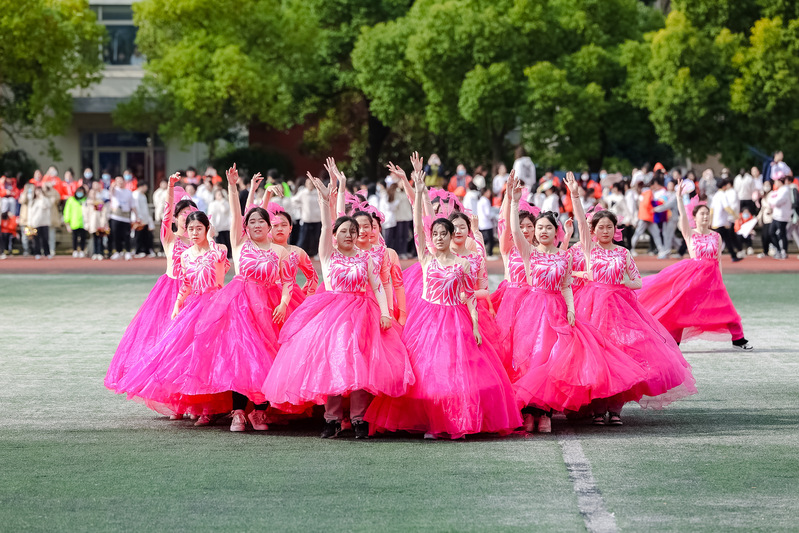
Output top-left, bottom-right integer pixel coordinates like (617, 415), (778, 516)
(2, 273), (798, 532)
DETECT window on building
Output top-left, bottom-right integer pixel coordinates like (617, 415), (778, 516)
(91, 4), (144, 66)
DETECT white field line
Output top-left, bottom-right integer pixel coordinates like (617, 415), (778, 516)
(558, 430), (618, 533)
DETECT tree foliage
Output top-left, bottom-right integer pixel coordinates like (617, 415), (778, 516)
(0, 0), (105, 155)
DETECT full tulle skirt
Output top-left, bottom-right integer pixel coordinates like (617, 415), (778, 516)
(365, 299), (522, 438)
(262, 291), (414, 409)
(511, 288), (650, 412)
(114, 291), (232, 416)
(574, 282), (697, 409)
(638, 259), (744, 343)
(105, 274), (181, 392)
(403, 262), (423, 312)
(491, 279), (508, 311)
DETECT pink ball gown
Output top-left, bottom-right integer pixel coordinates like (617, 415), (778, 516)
(638, 232), (745, 343)
(366, 257), (522, 439)
(115, 242), (233, 416)
(574, 246), (697, 409)
(510, 249), (649, 413)
(104, 219), (189, 392)
(284, 246), (319, 311)
(567, 242), (586, 294)
(494, 247), (529, 376)
(262, 249), (414, 409)
(153, 239), (292, 405)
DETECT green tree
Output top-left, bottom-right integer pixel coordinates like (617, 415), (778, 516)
(115, 0), (318, 160)
(0, 0), (105, 156)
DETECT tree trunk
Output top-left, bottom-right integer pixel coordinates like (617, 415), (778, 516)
(365, 110), (390, 182)
(490, 131), (505, 175)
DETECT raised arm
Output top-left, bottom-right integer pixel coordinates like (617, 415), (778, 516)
(565, 172), (590, 252)
(227, 165), (245, 249)
(675, 178), (693, 244)
(160, 173), (180, 245)
(245, 172), (263, 211)
(410, 152), (435, 217)
(411, 169), (429, 260)
(259, 184), (283, 208)
(560, 219), (573, 251)
(308, 171), (334, 262)
(387, 162), (415, 208)
(508, 170), (532, 258)
(498, 190), (513, 256)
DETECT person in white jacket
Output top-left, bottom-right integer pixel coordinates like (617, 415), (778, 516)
(132, 182), (155, 258)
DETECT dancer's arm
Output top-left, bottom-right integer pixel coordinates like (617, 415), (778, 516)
(227, 165), (246, 250)
(462, 260), (482, 346)
(272, 247), (292, 324)
(508, 170), (532, 259)
(259, 184), (283, 208)
(561, 255), (575, 326)
(367, 258), (392, 331)
(308, 171), (334, 263)
(411, 169), (430, 261)
(160, 172), (180, 246)
(245, 172), (263, 211)
(297, 248), (319, 295)
(565, 172), (589, 252)
(560, 219), (573, 251)
(387, 162), (414, 208)
(387, 249), (407, 325)
(675, 177), (693, 244)
(498, 191), (513, 256)
(623, 250), (643, 290)
(410, 152), (434, 217)
(325, 157), (347, 217)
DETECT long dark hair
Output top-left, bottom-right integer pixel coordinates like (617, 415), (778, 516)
(431, 217), (455, 235)
(172, 199), (197, 231)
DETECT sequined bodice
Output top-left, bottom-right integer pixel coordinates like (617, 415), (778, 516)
(181, 243), (230, 294)
(507, 247), (528, 287)
(327, 250), (369, 292)
(529, 249), (570, 291)
(568, 243), (586, 288)
(690, 232), (720, 261)
(286, 250), (301, 279)
(423, 257), (469, 306)
(364, 243), (386, 273)
(170, 238), (190, 278)
(239, 240), (281, 284)
(589, 246), (639, 286)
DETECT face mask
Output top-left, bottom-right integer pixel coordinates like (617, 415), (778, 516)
(84, 171), (93, 179)
(600, 172), (607, 180)
(102, 173), (111, 183)
(457, 169), (466, 177)
(76, 193), (85, 199)
(124, 173), (132, 181)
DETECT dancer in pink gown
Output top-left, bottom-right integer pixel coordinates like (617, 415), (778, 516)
(365, 169), (521, 439)
(638, 178), (752, 350)
(157, 164), (294, 432)
(503, 172), (648, 432)
(115, 211), (232, 418)
(369, 213), (407, 325)
(567, 172), (697, 426)
(105, 173), (195, 402)
(262, 171), (413, 439)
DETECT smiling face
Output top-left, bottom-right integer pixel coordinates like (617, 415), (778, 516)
(186, 219), (208, 245)
(355, 215), (373, 245)
(335, 220), (358, 251)
(271, 213), (291, 244)
(520, 216), (535, 244)
(451, 217), (469, 245)
(593, 216), (616, 245)
(370, 219), (381, 245)
(535, 217), (556, 246)
(246, 211), (270, 242)
(431, 223), (452, 252)
(694, 205), (710, 230)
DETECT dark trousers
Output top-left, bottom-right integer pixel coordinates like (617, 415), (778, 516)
(1, 232), (13, 253)
(215, 230), (231, 258)
(135, 228), (154, 255)
(33, 226), (50, 256)
(297, 221), (322, 258)
(93, 233), (105, 256)
(110, 219), (131, 253)
(713, 225), (739, 257)
(480, 228), (495, 256)
(760, 223), (772, 255)
(71, 228), (88, 251)
(232, 391), (268, 411)
(289, 224), (300, 246)
(770, 220), (788, 253)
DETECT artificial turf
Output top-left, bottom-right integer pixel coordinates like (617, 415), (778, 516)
(1, 273), (798, 532)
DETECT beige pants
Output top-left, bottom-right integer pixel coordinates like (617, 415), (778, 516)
(324, 390), (373, 422)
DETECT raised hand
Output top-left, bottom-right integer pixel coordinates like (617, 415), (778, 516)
(508, 170), (522, 202)
(266, 184), (283, 198)
(564, 171), (578, 195)
(410, 151), (424, 174)
(307, 171), (330, 201)
(386, 162), (407, 181)
(251, 172), (264, 190)
(324, 157), (345, 184)
(411, 169), (426, 188)
(226, 164), (239, 187)
(168, 172), (180, 187)
(564, 218), (574, 237)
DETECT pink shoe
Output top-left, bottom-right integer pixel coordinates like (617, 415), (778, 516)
(248, 410), (269, 431)
(194, 414), (215, 427)
(523, 413), (535, 433)
(169, 414), (184, 420)
(230, 410), (247, 432)
(537, 416), (552, 433)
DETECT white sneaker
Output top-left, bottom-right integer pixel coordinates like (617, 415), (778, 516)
(134, 252), (146, 259)
(72, 250), (79, 258)
(110, 252), (120, 260)
(124, 252), (132, 261)
(631, 250), (639, 257)
(746, 247), (754, 256)
(423, 432), (437, 440)
(0, 253), (6, 260)
(147, 252), (157, 258)
(78, 251), (86, 258)
(35, 255), (42, 260)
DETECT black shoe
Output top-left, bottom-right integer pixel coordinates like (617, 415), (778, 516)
(320, 420), (341, 439)
(353, 420), (369, 439)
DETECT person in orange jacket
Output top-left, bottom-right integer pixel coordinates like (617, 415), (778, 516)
(630, 175), (666, 257)
(1, 211), (18, 258)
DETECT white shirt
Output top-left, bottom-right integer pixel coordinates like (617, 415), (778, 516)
(541, 193), (559, 214)
(395, 190), (413, 222)
(512, 157), (536, 189)
(190, 194), (208, 213)
(711, 189), (734, 228)
(770, 186), (793, 222)
(132, 190), (153, 228)
(152, 186), (169, 222)
(477, 196), (494, 231)
(734, 173), (756, 203)
(625, 189), (640, 223)
(607, 192), (632, 225)
(196, 184), (214, 209)
(207, 199), (231, 232)
(464, 190), (480, 215)
(378, 191), (399, 229)
(291, 187), (321, 223)
(110, 188), (134, 222)
(492, 173), (509, 195)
